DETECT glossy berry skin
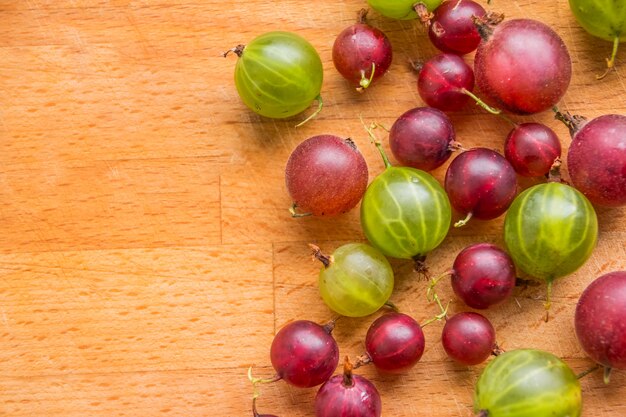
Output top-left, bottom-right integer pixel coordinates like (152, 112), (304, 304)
(389, 107), (456, 171)
(567, 114), (626, 207)
(367, 0), (443, 20)
(365, 313), (425, 373)
(418, 53), (475, 111)
(233, 31), (323, 119)
(270, 320), (339, 388)
(575, 271), (626, 372)
(315, 373), (382, 417)
(445, 148), (518, 223)
(504, 123), (562, 177)
(442, 312), (496, 365)
(504, 183), (598, 283)
(285, 135), (368, 216)
(332, 22), (392, 90)
(361, 166), (451, 259)
(317, 243), (394, 318)
(451, 243), (516, 309)
(428, 0), (486, 55)
(474, 19), (572, 114)
(474, 350), (582, 417)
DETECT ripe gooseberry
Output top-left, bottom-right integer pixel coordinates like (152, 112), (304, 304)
(428, 0), (486, 54)
(388, 107), (459, 171)
(442, 312), (496, 365)
(503, 182), (598, 316)
(575, 271), (626, 383)
(445, 148), (518, 227)
(474, 349), (582, 417)
(504, 123), (562, 177)
(270, 319), (339, 388)
(367, 0), (443, 24)
(311, 243), (394, 318)
(440, 243), (517, 309)
(285, 135), (369, 216)
(417, 53), (475, 112)
(225, 31), (323, 124)
(332, 9), (393, 91)
(556, 111), (626, 207)
(363, 312), (425, 373)
(569, 0), (626, 78)
(360, 119), (452, 265)
(474, 17), (572, 114)
(315, 357), (382, 417)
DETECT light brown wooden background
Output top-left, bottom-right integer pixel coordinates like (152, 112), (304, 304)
(0, 0), (625, 416)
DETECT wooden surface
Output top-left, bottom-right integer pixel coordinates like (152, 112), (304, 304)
(1, 1), (625, 416)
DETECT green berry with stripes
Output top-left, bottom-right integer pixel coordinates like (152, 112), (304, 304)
(474, 349), (582, 417)
(315, 243), (394, 318)
(360, 166), (451, 260)
(367, 0), (443, 20)
(504, 182), (597, 283)
(232, 31), (323, 120)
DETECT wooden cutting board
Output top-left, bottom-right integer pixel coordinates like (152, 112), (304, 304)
(0, 0), (624, 416)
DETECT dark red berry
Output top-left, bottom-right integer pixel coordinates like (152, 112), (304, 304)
(315, 358), (382, 417)
(442, 312), (496, 365)
(428, 0), (486, 55)
(575, 271), (626, 376)
(389, 107), (457, 171)
(270, 320), (339, 388)
(451, 243), (516, 309)
(365, 312), (425, 373)
(418, 53), (475, 112)
(445, 148), (518, 226)
(504, 123), (561, 177)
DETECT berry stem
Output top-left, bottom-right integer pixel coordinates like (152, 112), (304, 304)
(342, 356), (355, 387)
(421, 292), (450, 328)
(547, 157), (563, 183)
(222, 44), (245, 57)
(426, 269), (454, 302)
(576, 364), (601, 380)
(476, 411), (489, 417)
(289, 203), (312, 217)
(357, 63), (376, 92)
(552, 107), (587, 136)
(448, 140), (466, 152)
(472, 12), (505, 41)
(353, 353), (373, 369)
(322, 317), (339, 334)
(295, 94), (323, 127)
(597, 36), (620, 80)
(309, 244), (333, 268)
(454, 211), (473, 228)
(248, 366), (281, 397)
(357, 7), (369, 23)
(413, 2), (434, 27)
(360, 114), (392, 169)
(491, 342), (505, 357)
(461, 88), (516, 126)
(604, 366), (613, 384)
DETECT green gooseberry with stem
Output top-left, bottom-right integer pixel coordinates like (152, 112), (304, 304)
(569, 0), (626, 79)
(367, 0), (444, 24)
(503, 181), (598, 320)
(311, 243), (394, 318)
(223, 31), (323, 125)
(359, 117), (451, 270)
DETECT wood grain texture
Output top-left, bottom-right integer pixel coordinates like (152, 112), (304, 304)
(0, 0), (625, 416)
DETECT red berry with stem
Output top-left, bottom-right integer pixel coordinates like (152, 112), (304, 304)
(441, 312), (496, 365)
(474, 16), (572, 114)
(333, 9), (393, 91)
(451, 243), (516, 309)
(285, 135), (368, 216)
(417, 53), (475, 112)
(575, 271), (626, 383)
(270, 319), (339, 388)
(504, 123), (562, 177)
(364, 312), (425, 373)
(428, 0), (486, 55)
(445, 148), (518, 226)
(389, 107), (459, 171)
(315, 357), (382, 417)
(556, 112), (626, 207)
